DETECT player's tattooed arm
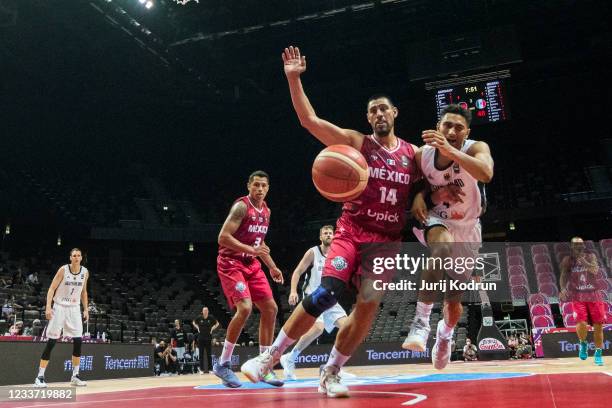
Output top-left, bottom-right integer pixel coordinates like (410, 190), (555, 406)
(218, 201), (259, 256)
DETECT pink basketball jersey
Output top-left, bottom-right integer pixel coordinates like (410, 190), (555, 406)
(218, 196), (270, 260)
(341, 135), (419, 235)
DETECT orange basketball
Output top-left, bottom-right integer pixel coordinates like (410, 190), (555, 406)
(312, 144), (369, 202)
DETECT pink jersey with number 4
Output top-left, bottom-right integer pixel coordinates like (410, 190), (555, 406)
(341, 135), (419, 236)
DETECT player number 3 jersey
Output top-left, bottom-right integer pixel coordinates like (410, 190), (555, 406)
(53, 265), (88, 306)
(218, 196), (270, 260)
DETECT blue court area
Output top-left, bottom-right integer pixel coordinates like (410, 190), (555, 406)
(194, 372), (532, 390)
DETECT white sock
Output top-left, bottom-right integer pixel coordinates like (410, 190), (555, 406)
(416, 302), (433, 321)
(289, 347), (302, 362)
(325, 346), (351, 369)
(270, 329), (296, 359)
(437, 319), (454, 340)
(259, 345), (270, 354)
(38, 367), (46, 377)
(72, 365), (80, 376)
(219, 340), (235, 365)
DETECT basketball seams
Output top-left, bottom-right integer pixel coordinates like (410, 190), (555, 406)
(316, 151), (368, 178)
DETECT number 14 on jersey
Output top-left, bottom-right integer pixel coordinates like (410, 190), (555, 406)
(379, 187), (398, 205)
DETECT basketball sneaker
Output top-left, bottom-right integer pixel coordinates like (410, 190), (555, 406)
(262, 370), (284, 387)
(594, 348), (603, 366)
(213, 361), (242, 388)
(402, 317), (431, 352)
(318, 364), (349, 398)
(33, 376), (48, 388)
(280, 353), (297, 380)
(70, 374), (87, 386)
(579, 341), (588, 360)
(241, 350), (276, 384)
(339, 368), (356, 378)
(432, 321), (453, 370)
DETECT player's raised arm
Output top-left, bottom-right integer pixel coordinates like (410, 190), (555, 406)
(218, 201), (267, 257)
(283, 46), (364, 149)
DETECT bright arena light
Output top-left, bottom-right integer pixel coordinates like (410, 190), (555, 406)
(138, 0), (146, 3)
(145, 1), (153, 9)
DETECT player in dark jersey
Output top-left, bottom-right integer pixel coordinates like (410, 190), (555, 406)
(241, 46), (420, 398)
(213, 170), (285, 387)
(560, 237), (605, 366)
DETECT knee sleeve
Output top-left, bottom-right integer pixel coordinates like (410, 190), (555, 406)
(302, 277), (345, 318)
(41, 339), (57, 361)
(72, 337), (82, 357)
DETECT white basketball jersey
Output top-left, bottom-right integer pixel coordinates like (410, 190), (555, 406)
(303, 246), (326, 296)
(53, 265), (88, 306)
(421, 140), (484, 225)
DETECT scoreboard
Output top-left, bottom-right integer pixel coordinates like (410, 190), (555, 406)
(435, 79), (510, 125)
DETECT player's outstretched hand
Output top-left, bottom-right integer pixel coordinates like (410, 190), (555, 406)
(282, 46), (306, 79)
(270, 267), (284, 284)
(45, 307), (53, 320)
(411, 193), (428, 223)
(422, 130), (454, 158)
(288, 291), (299, 306)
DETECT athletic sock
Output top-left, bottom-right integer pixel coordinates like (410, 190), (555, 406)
(270, 329), (296, 359)
(325, 346), (351, 369)
(289, 347), (302, 362)
(437, 319), (454, 340)
(415, 302), (433, 322)
(38, 367), (46, 377)
(219, 340), (235, 365)
(72, 365), (80, 377)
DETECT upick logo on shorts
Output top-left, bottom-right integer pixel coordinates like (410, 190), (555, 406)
(331, 256), (348, 271)
(478, 337), (505, 350)
(235, 281), (247, 292)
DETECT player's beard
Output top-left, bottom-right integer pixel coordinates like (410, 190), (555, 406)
(374, 122), (392, 137)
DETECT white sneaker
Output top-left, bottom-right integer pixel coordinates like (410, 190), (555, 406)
(402, 317), (431, 352)
(70, 374), (87, 386)
(339, 368), (356, 379)
(432, 321), (453, 370)
(318, 365), (349, 398)
(241, 350), (275, 383)
(34, 376), (48, 388)
(280, 353), (297, 380)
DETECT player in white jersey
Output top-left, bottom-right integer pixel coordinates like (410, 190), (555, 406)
(279, 226), (349, 380)
(403, 104), (494, 370)
(34, 248), (90, 387)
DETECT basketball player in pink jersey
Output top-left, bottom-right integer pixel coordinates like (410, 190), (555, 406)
(213, 170), (285, 388)
(403, 104), (493, 370)
(560, 237), (605, 366)
(241, 46), (420, 398)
